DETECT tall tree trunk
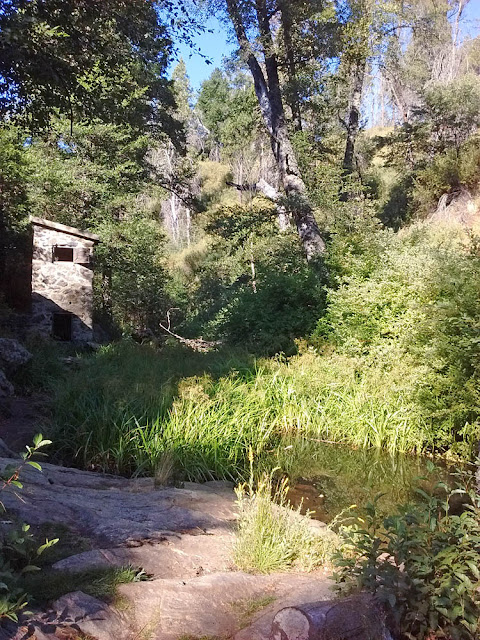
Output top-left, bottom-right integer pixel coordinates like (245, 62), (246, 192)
(340, 56), (366, 201)
(279, 0), (302, 132)
(225, 0), (326, 260)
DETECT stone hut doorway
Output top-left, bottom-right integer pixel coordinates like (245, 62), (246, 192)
(52, 313), (73, 341)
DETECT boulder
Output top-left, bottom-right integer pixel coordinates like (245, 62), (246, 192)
(0, 338), (32, 374)
(0, 437), (17, 457)
(51, 591), (133, 640)
(0, 369), (14, 397)
(270, 593), (393, 640)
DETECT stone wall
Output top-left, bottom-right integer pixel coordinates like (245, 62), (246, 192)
(31, 225), (95, 342)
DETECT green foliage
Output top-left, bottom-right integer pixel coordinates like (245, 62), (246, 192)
(0, 0), (179, 135)
(234, 468), (337, 574)
(50, 341), (432, 482)
(26, 122), (153, 228)
(94, 216), (171, 333)
(176, 200), (327, 354)
(0, 436), (57, 621)
(421, 75), (480, 154)
(0, 125), (30, 287)
(315, 223), (480, 454)
(196, 68), (261, 153)
(196, 69), (231, 143)
(413, 138), (480, 217)
(172, 59), (193, 123)
(378, 74), (480, 219)
(12, 337), (84, 393)
(21, 120), (174, 334)
(213, 267), (325, 355)
(333, 467), (480, 639)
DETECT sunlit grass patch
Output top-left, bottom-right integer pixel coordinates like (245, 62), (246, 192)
(49, 342), (430, 483)
(233, 468), (338, 574)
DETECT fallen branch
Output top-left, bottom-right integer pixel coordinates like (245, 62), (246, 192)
(158, 310), (222, 353)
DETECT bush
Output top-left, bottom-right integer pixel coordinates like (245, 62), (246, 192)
(212, 267), (326, 355)
(314, 224), (480, 455)
(174, 199), (327, 356)
(333, 465), (480, 640)
(0, 436), (57, 621)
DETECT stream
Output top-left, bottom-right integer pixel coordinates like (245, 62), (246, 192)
(275, 439), (452, 522)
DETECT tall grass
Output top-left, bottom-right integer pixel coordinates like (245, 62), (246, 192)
(234, 470), (337, 573)
(50, 342), (430, 482)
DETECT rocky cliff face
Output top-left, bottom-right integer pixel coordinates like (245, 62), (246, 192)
(428, 187), (480, 231)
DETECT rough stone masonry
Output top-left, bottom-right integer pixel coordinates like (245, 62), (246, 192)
(30, 217), (100, 342)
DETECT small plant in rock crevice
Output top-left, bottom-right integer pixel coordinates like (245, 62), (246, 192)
(333, 463), (480, 640)
(0, 435), (58, 622)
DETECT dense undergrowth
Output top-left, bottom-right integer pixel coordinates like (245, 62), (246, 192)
(45, 223), (480, 482)
(334, 466), (480, 640)
(49, 342), (427, 480)
(41, 223), (479, 480)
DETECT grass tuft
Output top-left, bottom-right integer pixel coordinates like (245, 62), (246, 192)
(22, 564), (147, 604)
(233, 467), (337, 574)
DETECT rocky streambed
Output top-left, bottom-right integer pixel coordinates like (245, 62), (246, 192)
(0, 456), (333, 640)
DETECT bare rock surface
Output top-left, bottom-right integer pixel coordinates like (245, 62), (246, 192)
(0, 458), (237, 545)
(50, 591), (132, 640)
(0, 369), (14, 397)
(0, 456), (334, 640)
(0, 338), (32, 374)
(119, 570), (333, 640)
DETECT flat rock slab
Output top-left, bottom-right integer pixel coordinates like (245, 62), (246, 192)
(52, 531), (235, 579)
(0, 457), (334, 640)
(0, 458), (237, 545)
(119, 570), (333, 640)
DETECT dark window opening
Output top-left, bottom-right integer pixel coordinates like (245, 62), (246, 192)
(53, 313), (72, 341)
(53, 246), (74, 262)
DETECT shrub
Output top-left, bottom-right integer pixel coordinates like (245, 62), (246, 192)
(333, 466), (480, 640)
(213, 267), (326, 355)
(314, 224), (480, 455)
(0, 435), (57, 621)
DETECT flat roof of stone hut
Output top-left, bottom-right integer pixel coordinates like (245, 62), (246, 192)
(30, 216), (101, 243)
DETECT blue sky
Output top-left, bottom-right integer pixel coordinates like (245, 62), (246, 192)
(173, 2), (480, 93)
(462, 0), (480, 39)
(174, 17), (234, 92)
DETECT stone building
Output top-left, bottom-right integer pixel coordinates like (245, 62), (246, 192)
(30, 217), (100, 342)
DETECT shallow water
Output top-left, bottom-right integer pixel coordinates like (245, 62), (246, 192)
(273, 438), (451, 522)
